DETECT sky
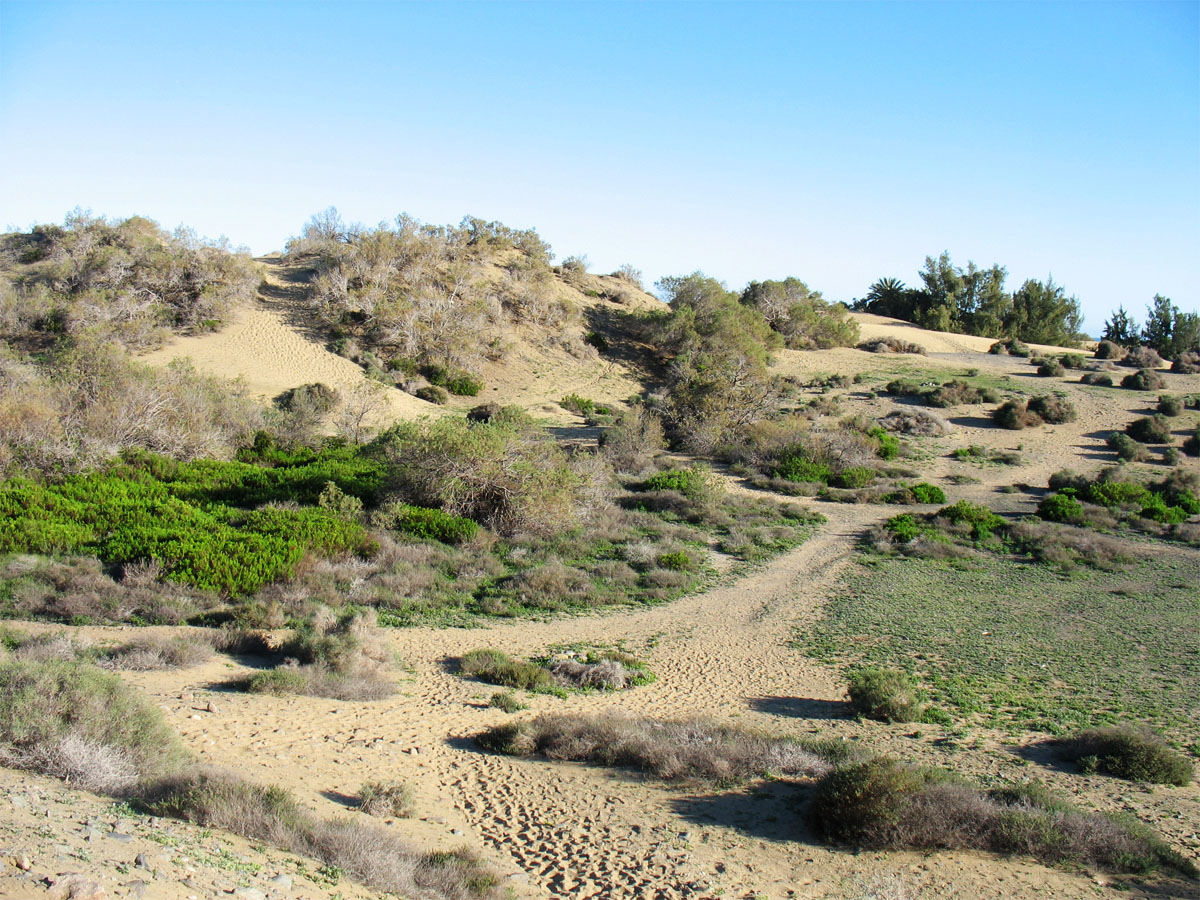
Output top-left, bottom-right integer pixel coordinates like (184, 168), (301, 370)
(1, 1), (1196, 332)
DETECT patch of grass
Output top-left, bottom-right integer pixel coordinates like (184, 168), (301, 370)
(458, 649), (558, 693)
(800, 554), (1200, 740)
(1053, 726), (1194, 786)
(487, 691), (526, 712)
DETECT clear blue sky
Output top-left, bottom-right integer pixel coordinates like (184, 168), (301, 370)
(2, 1), (1196, 332)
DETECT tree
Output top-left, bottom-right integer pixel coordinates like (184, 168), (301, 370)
(1140, 294), (1200, 358)
(1004, 278), (1082, 347)
(1102, 305), (1140, 347)
(740, 277), (859, 349)
(854, 277), (910, 317)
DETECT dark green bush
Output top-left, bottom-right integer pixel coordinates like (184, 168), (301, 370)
(1057, 727), (1193, 786)
(867, 426), (900, 461)
(774, 453), (833, 484)
(642, 466), (713, 499)
(1158, 395), (1184, 417)
(1127, 415), (1173, 444)
(1106, 432), (1147, 462)
(1081, 372), (1114, 387)
(847, 668), (923, 722)
(939, 500), (1006, 540)
(1122, 368), (1166, 391)
(989, 338), (1031, 357)
(884, 514), (925, 542)
(1037, 361), (1066, 377)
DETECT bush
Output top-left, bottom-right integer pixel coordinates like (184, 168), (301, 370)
(939, 500), (1006, 540)
(474, 712), (840, 783)
(831, 467), (876, 489)
(1122, 368), (1166, 391)
(487, 691), (526, 713)
(1080, 372), (1113, 387)
(926, 380), (995, 407)
(1094, 340), (1124, 360)
(1036, 361), (1065, 377)
(910, 483), (946, 504)
(1056, 727), (1193, 786)
(1127, 415), (1173, 444)
(415, 385), (449, 404)
(1027, 394), (1076, 424)
(876, 409), (952, 436)
(1172, 351), (1200, 374)
(1059, 353), (1087, 369)
(1037, 492), (1085, 524)
(1185, 429), (1200, 458)
(599, 407), (666, 475)
(1121, 346), (1164, 369)
(458, 649), (556, 693)
(807, 758), (1195, 877)
(0, 659), (187, 793)
(847, 668), (923, 722)
(989, 338), (1031, 357)
(357, 780), (416, 818)
(275, 383), (340, 415)
(378, 502), (479, 544)
(1107, 432), (1148, 462)
(1158, 395), (1184, 417)
(858, 337), (925, 355)
(774, 453), (833, 484)
(993, 400), (1041, 430)
(643, 466), (716, 500)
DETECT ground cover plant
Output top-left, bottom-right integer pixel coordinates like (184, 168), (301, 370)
(800, 552), (1200, 740)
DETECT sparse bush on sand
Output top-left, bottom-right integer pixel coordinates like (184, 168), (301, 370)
(858, 336), (925, 355)
(847, 668), (924, 723)
(357, 779), (416, 818)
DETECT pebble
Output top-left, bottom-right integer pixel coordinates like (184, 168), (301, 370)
(134, 854), (150, 870)
(17, 854), (32, 870)
(268, 874), (292, 889)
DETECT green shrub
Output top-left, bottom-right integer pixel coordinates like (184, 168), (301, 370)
(774, 453), (832, 484)
(989, 338), (1030, 357)
(381, 503), (479, 544)
(1059, 353), (1087, 369)
(643, 466), (714, 499)
(847, 668), (923, 722)
(1094, 340), (1124, 360)
(656, 551), (693, 571)
(909, 483), (946, 504)
(246, 668), (308, 695)
(1037, 493), (1085, 524)
(1081, 372), (1114, 387)
(938, 500), (1006, 540)
(832, 467), (876, 489)
(1158, 395), (1184, 417)
(867, 426), (900, 461)
(1083, 479), (1151, 507)
(884, 514), (925, 542)
(1037, 361), (1065, 377)
(1057, 727), (1193, 786)
(1127, 415), (1173, 444)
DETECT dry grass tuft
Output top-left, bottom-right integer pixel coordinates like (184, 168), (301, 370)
(877, 409), (953, 436)
(859, 337), (926, 355)
(356, 779), (416, 818)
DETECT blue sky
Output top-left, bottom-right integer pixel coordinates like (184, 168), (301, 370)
(1, 1), (1196, 332)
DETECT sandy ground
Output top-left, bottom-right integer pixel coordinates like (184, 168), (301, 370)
(10, 292), (1200, 899)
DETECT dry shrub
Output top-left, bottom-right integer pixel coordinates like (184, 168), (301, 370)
(599, 406), (666, 475)
(1094, 340), (1125, 360)
(1121, 346), (1164, 369)
(22, 733), (140, 795)
(1080, 372), (1114, 386)
(357, 779), (416, 818)
(858, 336), (926, 355)
(808, 759), (1196, 878)
(145, 767), (503, 898)
(926, 380), (995, 407)
(97, 635), (213, 670)
(1172, 351), (1200, 374)
(877, 409), (953, 436)
(476, 712), (842, 784)
(459, 648), (556, 693)
(1027, 394), (1077, 424)
(1007, 520), (1131, 570)
(993, 399), (1042, 429)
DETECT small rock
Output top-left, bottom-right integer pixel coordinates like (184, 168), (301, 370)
(234, 888), (267, 900)
(107, 833), (132, 844)
(84, 828), (101, 842)
(134, 854), (150, 870)
(268, 874), (292, 889)
(205, 701), (218, 713)
(10, 795), (29, 810)
(125, 881), (147, 900)
(507, 872), (530, 883)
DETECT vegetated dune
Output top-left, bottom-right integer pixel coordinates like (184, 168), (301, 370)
(140, 260), (440, 424)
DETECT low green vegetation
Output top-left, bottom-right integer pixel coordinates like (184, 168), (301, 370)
(847, 668), (924, 723)
(801, 553), (1200, 739)
(459, 646), (654, 695)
